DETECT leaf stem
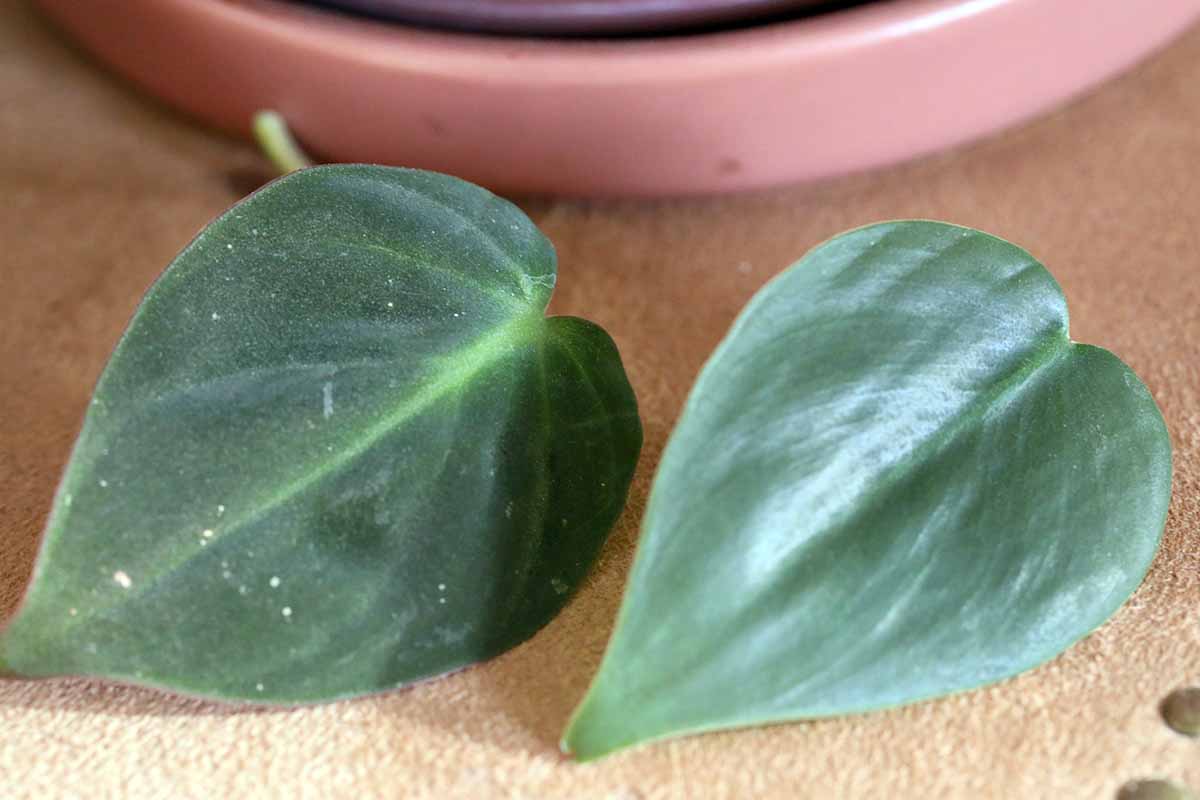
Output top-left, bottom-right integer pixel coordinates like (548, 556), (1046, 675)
(252, 110), (314, 175)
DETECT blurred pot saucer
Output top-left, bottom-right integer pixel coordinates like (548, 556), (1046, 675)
(33, 0), (1200, 197)
(304, 0), (852, 36)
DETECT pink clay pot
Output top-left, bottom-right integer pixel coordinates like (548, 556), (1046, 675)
(34, 0), (1200, 196)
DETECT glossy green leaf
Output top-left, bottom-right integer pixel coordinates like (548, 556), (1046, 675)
(563, 221), (1171, 760)
(0, 165), (641, 703)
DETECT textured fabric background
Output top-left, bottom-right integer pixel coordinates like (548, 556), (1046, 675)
(1, 2), (1198, 797)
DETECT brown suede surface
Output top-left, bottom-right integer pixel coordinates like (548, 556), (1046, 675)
(2, 2), (1198, 797)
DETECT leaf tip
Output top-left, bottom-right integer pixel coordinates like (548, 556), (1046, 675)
(559, 722), (611, 763)
(559, 682), (647, 763)
(0, 633), (19, 679)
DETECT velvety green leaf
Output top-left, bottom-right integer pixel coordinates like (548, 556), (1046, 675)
(0, 165), (641, 703)
(563, 221), (1171, 760)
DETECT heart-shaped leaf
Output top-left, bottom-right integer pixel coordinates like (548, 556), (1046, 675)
(563, 221), (1171, 759)
(0, 165), (642, 703)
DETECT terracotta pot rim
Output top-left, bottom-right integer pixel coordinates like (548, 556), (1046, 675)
(34, 0), (1200, 195)
(218, 0), (989, 82)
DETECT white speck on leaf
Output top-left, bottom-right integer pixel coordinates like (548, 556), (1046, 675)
(438, 583), (446, 591)
(217, 504), (226, 516)
(226, 243), (234, 250)
(238, 585), (248, 595)
(256, 683), (264, 692)
(68, 607), (77, 616)
(113, 571), (132, 589)
(281, 606), (292, 618)
(202, 528), (214, 539)
(64, 493), (72, 507)
(211, 312), (220, 321)
(386, 301), (394, 308)
(269, 576), (280, 588)
(439, 597), (446, 604)
(98, 479), (108, 488)
(322, 382), (334, 419)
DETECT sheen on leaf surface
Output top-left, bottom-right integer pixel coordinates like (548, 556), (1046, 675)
(563, 221), (1170, 760)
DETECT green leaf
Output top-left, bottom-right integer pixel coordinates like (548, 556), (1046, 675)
(0, 165), (641, 703)
(563, 221), (1171, 760)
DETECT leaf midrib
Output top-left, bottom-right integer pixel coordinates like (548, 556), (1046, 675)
(565, 336), (1076, 757)
(13, 311), (547, 651)
(608, 326), (1073, 705)
(786, 330), (1073, 557)
(343, 240), (527, 311)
